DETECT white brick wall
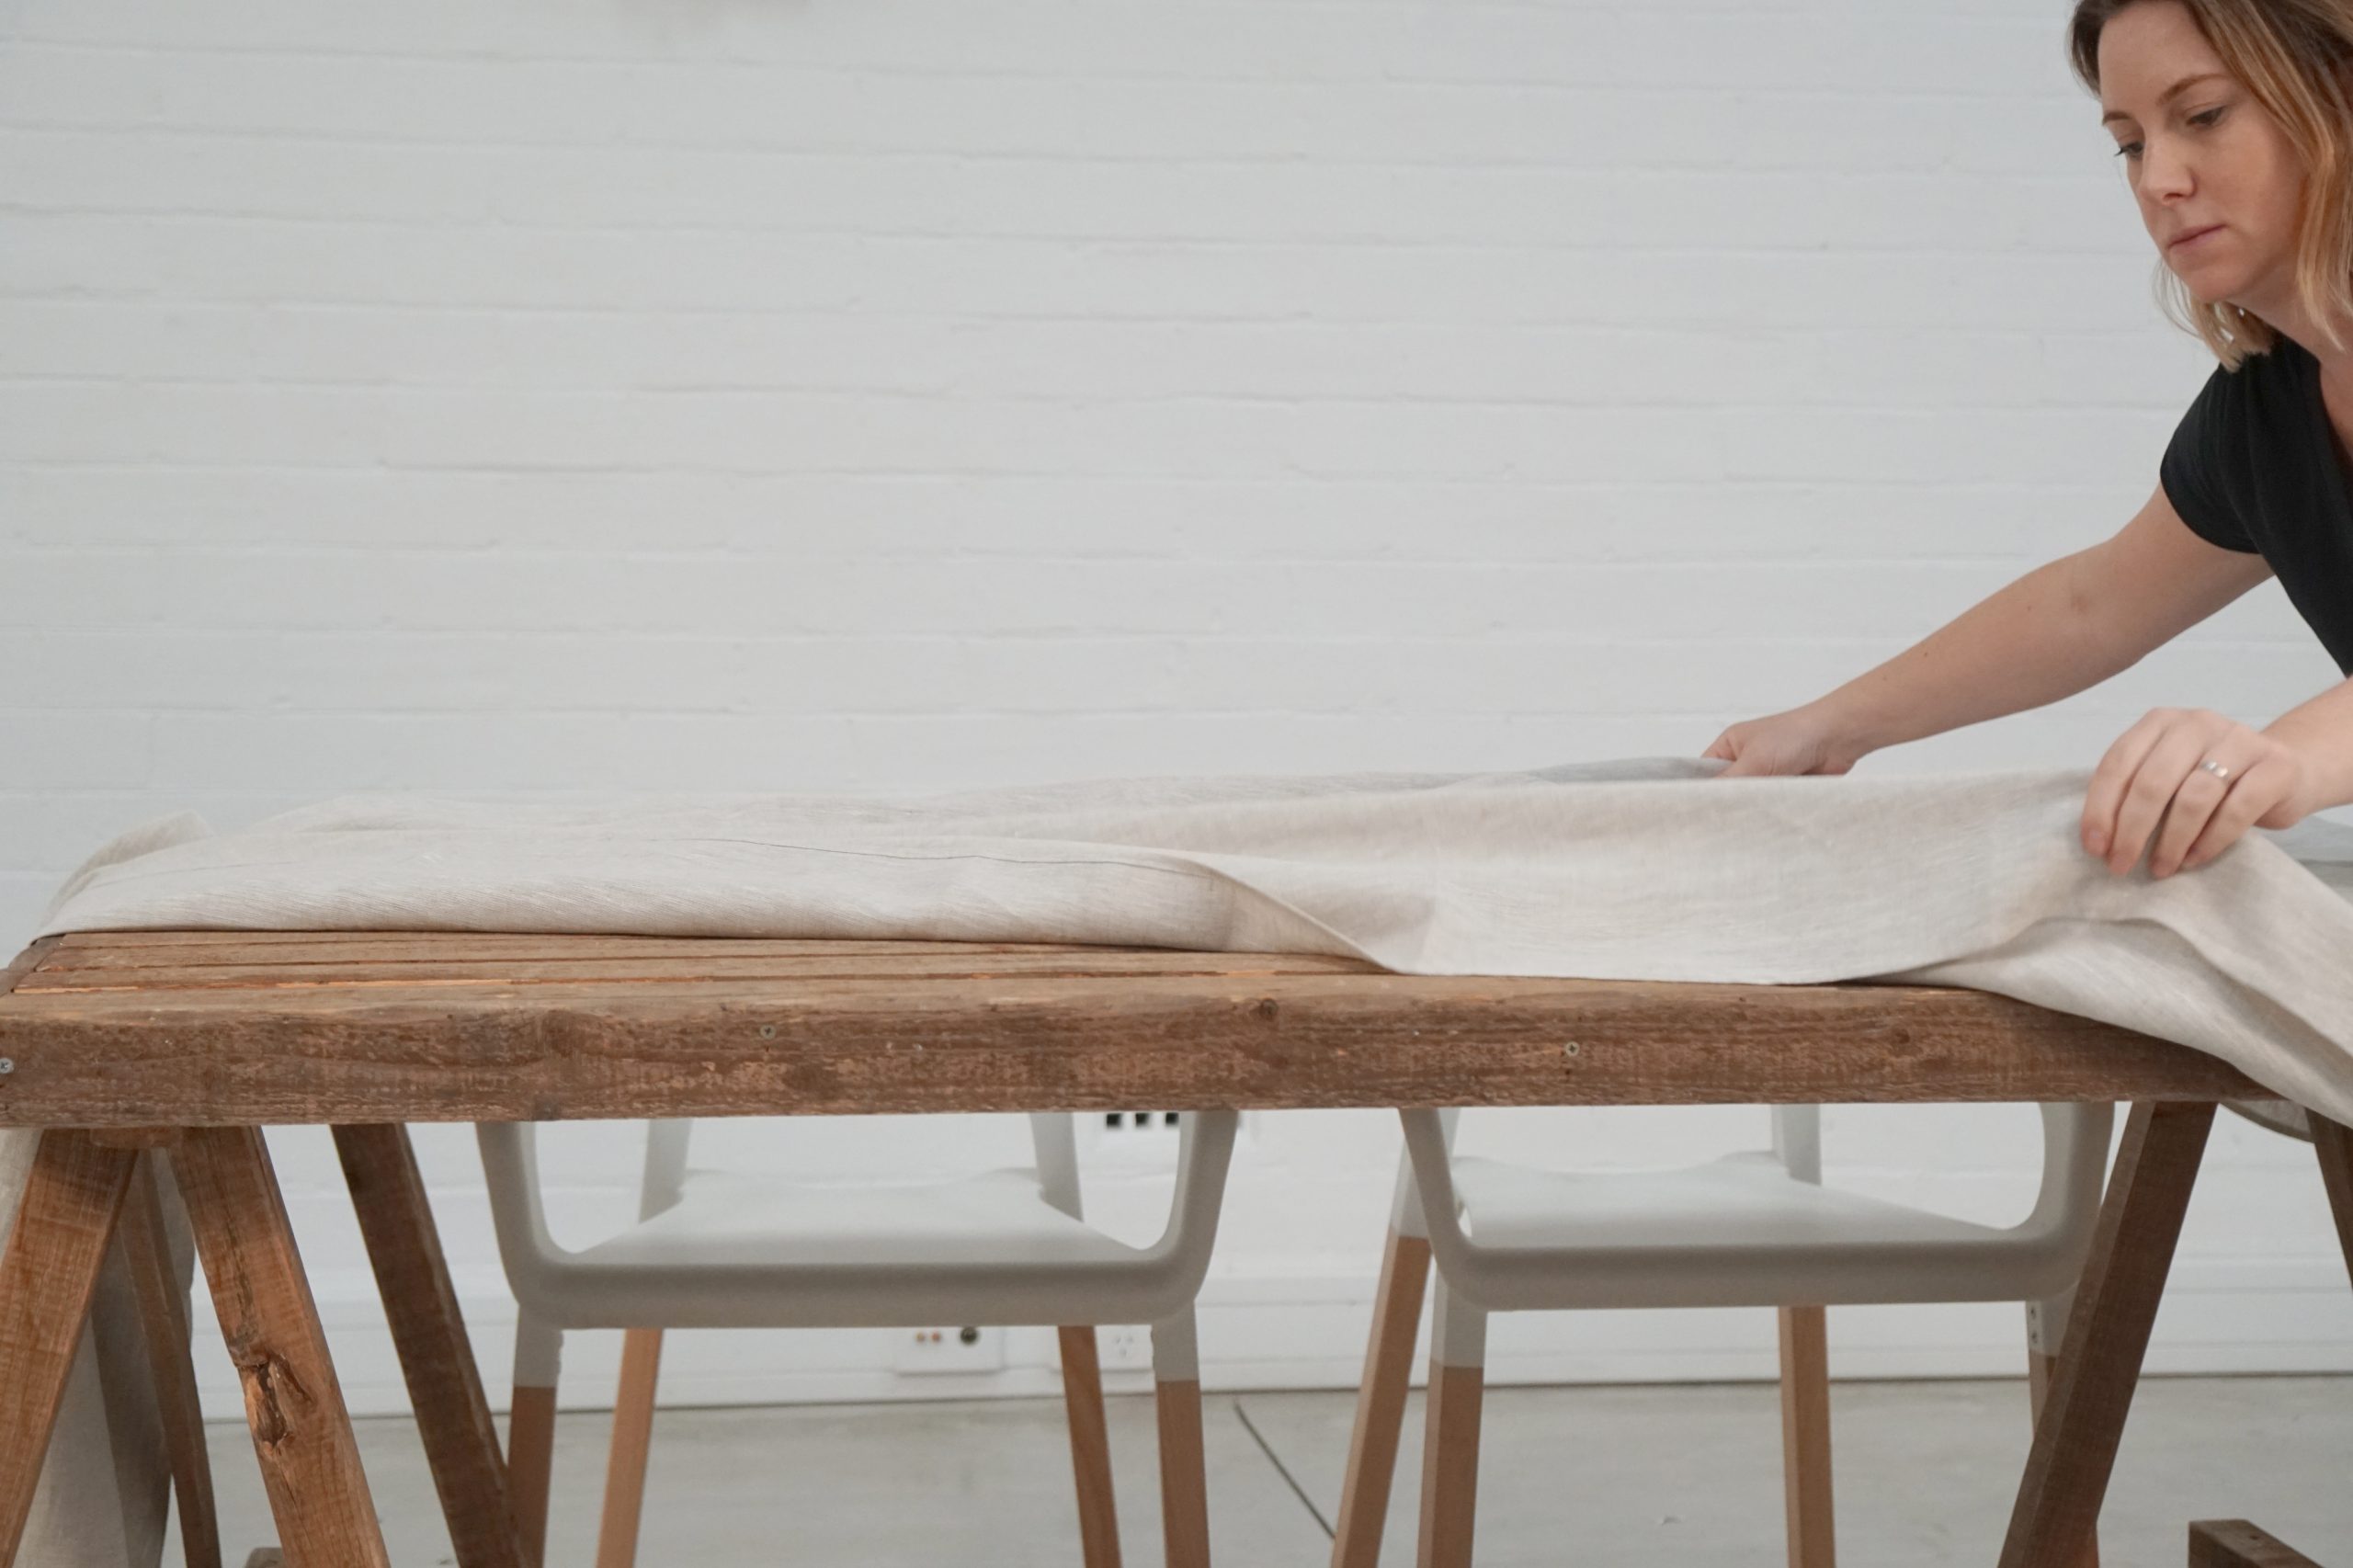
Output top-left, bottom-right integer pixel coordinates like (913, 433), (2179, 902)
(6, 0), (2351, 1420)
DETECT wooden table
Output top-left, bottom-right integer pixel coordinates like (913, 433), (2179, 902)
(0, 927), (2346, 1568)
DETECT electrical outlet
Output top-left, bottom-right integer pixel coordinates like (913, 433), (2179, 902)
(1100, 1110), (1181, 1132)
(1096, 1323), (1153, 1373)
(894, 1324), (1006, 1375)
(1089, 1108), (1185, 1165)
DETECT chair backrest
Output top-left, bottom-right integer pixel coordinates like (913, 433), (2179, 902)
(1769, 1104), (1822, 1185)
(1387, 1103), (1824, 1238)
(476, 1108), (1242, 1329)
(630, 1112), (1090, 1224)
(1391, 1099), (2119, 1309)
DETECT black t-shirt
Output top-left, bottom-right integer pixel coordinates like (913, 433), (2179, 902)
(2160, 334), (2353, 674)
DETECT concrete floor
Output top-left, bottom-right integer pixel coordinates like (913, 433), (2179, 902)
(187, 1376), (2349, 1565)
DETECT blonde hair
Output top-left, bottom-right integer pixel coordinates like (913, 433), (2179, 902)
(2068, 0), (2353, 366)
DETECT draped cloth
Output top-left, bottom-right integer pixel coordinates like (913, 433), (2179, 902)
(15, 754), (2353, 1560)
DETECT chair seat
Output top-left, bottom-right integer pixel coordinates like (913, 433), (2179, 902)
(1454, 1151), (2014, 1253)
(578, 1165), (1142, 1272)
(1442, 1151), (2071, 1309)
(478, 1113), (1239, 1330)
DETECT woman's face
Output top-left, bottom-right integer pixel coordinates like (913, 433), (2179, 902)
(2098, 1), (2306, 315)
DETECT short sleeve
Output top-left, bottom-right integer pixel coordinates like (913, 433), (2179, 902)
(2159, 367), (2260, 553)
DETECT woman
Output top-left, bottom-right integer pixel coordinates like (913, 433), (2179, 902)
(1707, 0), (2353, 884)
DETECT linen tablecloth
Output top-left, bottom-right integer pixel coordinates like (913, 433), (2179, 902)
(17, 753), (2353, 1562)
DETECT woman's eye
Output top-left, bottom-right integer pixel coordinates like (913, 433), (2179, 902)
(2113, 108), (2222, 161)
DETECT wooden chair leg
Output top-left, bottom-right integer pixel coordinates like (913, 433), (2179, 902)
(0, 1129), (141, 1566)
(506, 1312), (562, 1568)
(1153, 1313), (1211, 1568)
(172, 1124), (390, 1568)
(1778, 1304), (1835, 1568)
(1332, 1227), (1430, 1568)
(332, 1124), (531, 1568)
(594, 1327), (664, 1568)
(1056, 1325), (1122, 1568)
(1415, 1282), (1483, 1568)
(1997, 1101), (2214, 1568)
(119, 1150), (222, 1568)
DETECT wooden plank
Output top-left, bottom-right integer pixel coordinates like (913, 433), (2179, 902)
(34, 933), (1369, 970)
(0, 966), (2268, 1127)
(18, 950), (1377, 992)
(1997, 1102), (2216, 1568)
(174, 1125), (390, 1568)
(2187, 1520), (2324, 1567)
(2024, 1351), (2100, 1568)
(119, 1152), (222, 1568)
(53, 929), (1130, 945)
(0, 937), (60, 999)
(506, 1387), (556, 1567)
(43, 932), (1219, 960)
(331, 1125), (528, 1568)
(0, 1130), (140, 1564)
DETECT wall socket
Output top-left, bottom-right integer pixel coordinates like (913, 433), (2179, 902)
(1089, 1109), (1185, 1166)
(894, 1324), (1006, 1375)
(1100, 1110), (1180, 1131)
(1095, 1323), (1153, 1373)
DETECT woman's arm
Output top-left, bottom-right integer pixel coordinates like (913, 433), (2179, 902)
(1813, 482), (2276, 757)
(2265, 681), (2353, 812)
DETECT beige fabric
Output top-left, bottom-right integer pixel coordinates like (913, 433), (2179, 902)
(35, 755), (2353, 1122)
(16, 752), (2353, 1559)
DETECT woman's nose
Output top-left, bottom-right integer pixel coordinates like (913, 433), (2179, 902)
(2138, 136), (2196, 199)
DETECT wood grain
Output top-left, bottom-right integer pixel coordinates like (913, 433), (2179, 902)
(0, 937), (60, 999)
(2024, 1351), (2100, 1568)
(1154, 1378), (1211, 1568)
(26, 944), (1374, 990)
(174, 1125), (390, 1568)
(331, 1124), (528, 1568)
(1056, 1326), (1123, 1568)
(594, 1327), (664, 1568)
(2187, 1520), (2324, 1566)
(1778, 1304), (1836, 1568)
(506, 1386), (556, 1568)
(1331, 1229), (1430, 1568)
(1415, 1360), (1483, 1568)
(1997, 1102), (2216, 1568)
(0, 1130), (139, 1564)
(119, 1152), (221, 1568)
(0, 934), (2266, 1127)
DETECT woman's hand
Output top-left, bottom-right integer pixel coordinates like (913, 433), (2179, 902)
(2081, 707), (2316, 877)
(1700, 705), (1864, 778)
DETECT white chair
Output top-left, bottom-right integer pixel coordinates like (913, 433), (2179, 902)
(1330, 1101), (2115, 1568)
(477, 1108), (1239, 1567)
